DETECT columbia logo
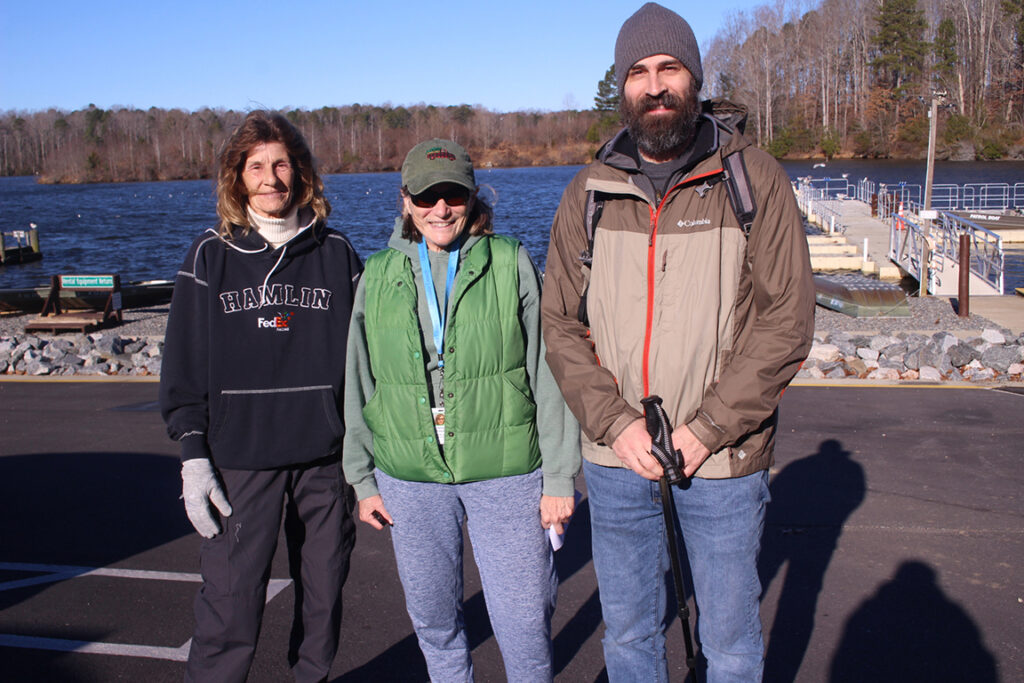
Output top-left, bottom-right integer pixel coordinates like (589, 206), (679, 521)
(258, 312), (293, 330)
(677, 218), (711, 228)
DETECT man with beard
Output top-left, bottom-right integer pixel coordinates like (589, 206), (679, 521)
(541, 3), (814, 681)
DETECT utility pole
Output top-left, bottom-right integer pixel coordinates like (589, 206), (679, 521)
(923, 91), (946, 210)
(919, 91), (946, 299)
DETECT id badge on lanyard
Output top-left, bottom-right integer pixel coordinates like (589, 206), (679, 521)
(418, 239), (460, 445)
(432, 407), (446, 445)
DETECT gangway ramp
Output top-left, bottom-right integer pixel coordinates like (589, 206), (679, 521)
(889, 212), (1004, 296)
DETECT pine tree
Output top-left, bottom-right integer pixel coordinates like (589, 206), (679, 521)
(933, 18), (957, 84)
(594, 65), (619, 112)
(871, 0), (929, 100)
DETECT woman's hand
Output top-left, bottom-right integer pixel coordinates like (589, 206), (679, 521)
(540, 494), (576, 535)
(358, 495), (393, 530)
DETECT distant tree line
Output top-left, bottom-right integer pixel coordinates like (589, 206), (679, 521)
(702, 0), (1024, 159)
(2, 0), (1022, 183)
(0, 104), (607, 183)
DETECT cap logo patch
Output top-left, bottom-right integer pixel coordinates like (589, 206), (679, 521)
(426, 147), (457, 161)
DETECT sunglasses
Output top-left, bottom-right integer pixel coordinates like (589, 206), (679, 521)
(410, 188), (471, 208)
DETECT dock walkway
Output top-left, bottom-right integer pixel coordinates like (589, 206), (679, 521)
(804, 197), (902, 279)
(801, 195), (1024, 335)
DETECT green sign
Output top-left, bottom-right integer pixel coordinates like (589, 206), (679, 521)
(61, 274), (115, 288)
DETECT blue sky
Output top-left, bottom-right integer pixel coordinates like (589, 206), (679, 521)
(1, 0), (762, 114)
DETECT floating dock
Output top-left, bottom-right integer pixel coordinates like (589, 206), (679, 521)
(0, 226), (42, 265)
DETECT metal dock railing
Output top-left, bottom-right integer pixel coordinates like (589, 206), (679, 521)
(888, 212), (1004, 295)
(795, 177), (1016, 295)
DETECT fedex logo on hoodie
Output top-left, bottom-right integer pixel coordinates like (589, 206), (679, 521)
(258, 312), (293, 331)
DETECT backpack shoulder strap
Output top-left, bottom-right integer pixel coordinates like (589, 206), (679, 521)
(580, 188), (604, 267)
(722, 150), (757, 237)
(576, 187), (605, 325)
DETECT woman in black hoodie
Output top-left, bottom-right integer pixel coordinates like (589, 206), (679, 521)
(160, 111), (362, 683)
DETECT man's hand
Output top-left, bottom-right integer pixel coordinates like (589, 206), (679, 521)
(181, 458), (233, 539)
(672, 424), (712, 478)
(357, 495), (393, 530)
(611, 418), (663, 480)
(540, 494), (576, 535)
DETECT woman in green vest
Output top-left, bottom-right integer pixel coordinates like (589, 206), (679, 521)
(342, 139), (580, 681)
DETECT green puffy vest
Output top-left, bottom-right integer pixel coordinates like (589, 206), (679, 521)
(361, 235), (541, 484)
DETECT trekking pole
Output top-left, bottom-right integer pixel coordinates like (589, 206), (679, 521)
(641, 395), (697, 680)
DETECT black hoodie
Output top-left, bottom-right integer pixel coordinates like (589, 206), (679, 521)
(160, 217), (363, 470)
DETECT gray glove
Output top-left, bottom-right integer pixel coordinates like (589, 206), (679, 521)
(181, 458), (233, 538)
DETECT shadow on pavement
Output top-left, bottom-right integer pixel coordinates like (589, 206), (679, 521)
(552, 498), (606, 677)
(760, 438), (866, 681)
(334, 633), (428, 681)
(829, 560), (997, 681)
(0, 450), (188, 609)
(0, 450), (190, 682)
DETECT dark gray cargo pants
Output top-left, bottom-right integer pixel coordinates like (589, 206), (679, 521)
(184, 459), (355, 683)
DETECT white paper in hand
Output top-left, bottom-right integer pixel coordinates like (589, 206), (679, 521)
(548, 490), (583, 551)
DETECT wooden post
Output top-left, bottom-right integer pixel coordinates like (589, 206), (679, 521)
(919, 240), (931, 297)
(958, 234), (970, 317)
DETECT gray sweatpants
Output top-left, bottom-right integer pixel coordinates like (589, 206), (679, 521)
(376, 468), (557, 683)
(185, 460), (355, 683)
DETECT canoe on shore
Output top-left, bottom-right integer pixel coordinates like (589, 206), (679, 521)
(0, 279), (174, 315)
(814, 273), (911, 317)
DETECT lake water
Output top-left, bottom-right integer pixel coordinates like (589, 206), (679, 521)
(2, 160), (1023, 291)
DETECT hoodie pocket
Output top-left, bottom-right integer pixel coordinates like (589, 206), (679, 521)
(210, 385), (343, 465)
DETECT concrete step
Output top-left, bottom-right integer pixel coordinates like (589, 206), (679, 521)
(809, 244), (860, 256)
(810, 255), (868, 271)
(807, 235), (849, 245)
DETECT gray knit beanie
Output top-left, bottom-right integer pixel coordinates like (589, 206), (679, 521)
(614, 2), (703, 92)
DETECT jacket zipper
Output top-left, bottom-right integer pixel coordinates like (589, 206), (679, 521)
(640, 167), (724, 397)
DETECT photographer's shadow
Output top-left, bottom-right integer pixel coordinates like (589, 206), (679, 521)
(760, 438), (865, 681)
(829, 560), (996, 681)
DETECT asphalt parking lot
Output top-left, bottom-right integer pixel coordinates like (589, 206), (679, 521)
(1, 380), (1021, 681)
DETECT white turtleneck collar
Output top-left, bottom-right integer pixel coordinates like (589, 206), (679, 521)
(247, 205), (300, 248)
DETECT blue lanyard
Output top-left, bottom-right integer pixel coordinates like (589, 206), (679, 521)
(417, 239), (460, 369)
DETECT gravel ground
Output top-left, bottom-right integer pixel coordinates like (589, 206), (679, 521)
(0, 296), (1005, 341)
(811, 295), (1004, 335)
(0, 304), (172, 339)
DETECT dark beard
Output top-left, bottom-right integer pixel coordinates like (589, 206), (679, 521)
(620, 86), (701, 161)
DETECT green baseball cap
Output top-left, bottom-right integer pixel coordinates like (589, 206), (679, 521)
(401, 139), (476, 195)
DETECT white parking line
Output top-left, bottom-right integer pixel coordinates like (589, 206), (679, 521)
(0, 634), (193, 661)
(0, 562), (292, 660)
(0, 562), (204, 592)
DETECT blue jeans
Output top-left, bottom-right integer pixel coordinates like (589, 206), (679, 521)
(584, 460), (769, 683)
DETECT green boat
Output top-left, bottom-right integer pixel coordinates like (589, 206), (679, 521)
(814, 273), (911, 317)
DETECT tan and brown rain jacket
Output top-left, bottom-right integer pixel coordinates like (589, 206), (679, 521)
(541, 101), (814, 479)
